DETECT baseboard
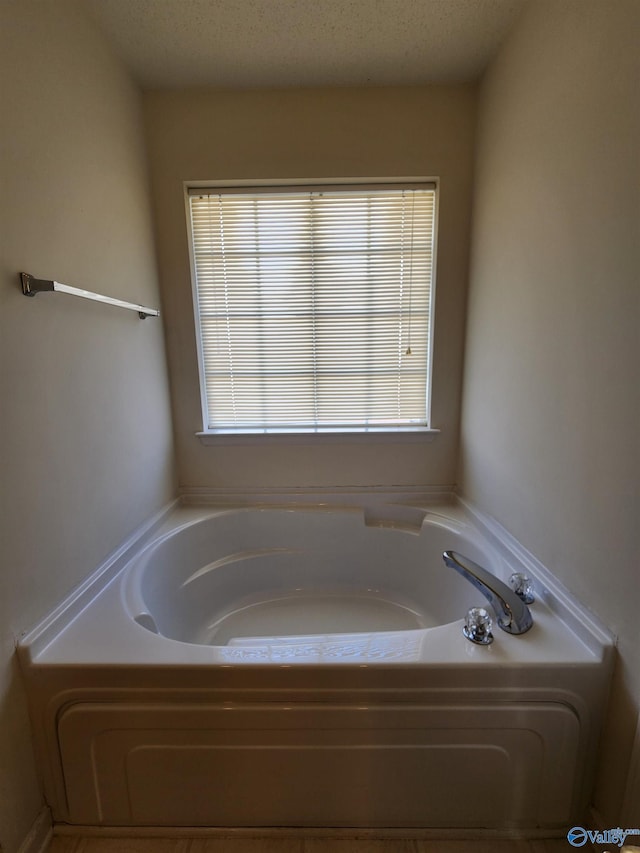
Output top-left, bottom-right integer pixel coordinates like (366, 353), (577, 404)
(18, 808), (52, 853)
(622, 709), (640, 825)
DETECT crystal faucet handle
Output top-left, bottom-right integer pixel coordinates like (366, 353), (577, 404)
(509, 572), (535, 604)
(463, 607), (494, 645)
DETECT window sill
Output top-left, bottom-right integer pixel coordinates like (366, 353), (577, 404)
(196, 428), (440, 446)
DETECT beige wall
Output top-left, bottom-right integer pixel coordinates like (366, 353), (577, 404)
(461, 0), (640, 824)
(144, 86), (476, 493)
(0, 2), (175, 850)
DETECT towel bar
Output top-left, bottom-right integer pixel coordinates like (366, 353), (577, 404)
(20, 272), (160, 319)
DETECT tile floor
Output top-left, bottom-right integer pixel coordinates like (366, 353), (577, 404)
(47, 835), (589, 852)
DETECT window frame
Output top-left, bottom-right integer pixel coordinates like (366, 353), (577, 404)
(185, 177), (440, 444)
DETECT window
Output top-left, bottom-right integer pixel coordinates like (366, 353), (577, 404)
(187, 181), (437, 435)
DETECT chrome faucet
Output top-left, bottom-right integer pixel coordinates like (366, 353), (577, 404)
(442, 551), (533, 635)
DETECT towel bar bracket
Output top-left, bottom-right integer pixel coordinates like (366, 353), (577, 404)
(21, 272), (53, 296)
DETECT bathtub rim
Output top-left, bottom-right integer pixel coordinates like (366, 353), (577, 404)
(18, 490), (615, 670)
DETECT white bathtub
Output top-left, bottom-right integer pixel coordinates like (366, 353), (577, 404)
(19, 498), (614, 832)
(125, 506), (489, 659)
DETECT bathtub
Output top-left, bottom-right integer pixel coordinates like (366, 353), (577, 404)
(19, 498), (614, 832)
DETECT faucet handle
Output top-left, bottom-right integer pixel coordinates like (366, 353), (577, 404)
(509, 572), (535, 604)
(463, 607), (494, 645)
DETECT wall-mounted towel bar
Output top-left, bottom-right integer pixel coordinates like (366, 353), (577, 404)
(20, 273), (160, 319)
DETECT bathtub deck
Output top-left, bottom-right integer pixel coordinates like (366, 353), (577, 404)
(48, 835), (591, 852)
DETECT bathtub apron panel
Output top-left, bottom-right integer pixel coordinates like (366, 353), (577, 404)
(58, 701), (580, 827)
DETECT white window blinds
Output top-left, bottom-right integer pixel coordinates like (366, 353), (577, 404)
(188, 184), (436, 431)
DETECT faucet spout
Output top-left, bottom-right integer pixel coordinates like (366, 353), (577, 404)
(443, 550), (533, 635)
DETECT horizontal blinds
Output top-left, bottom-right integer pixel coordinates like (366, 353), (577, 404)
(189, 186), (436, 430)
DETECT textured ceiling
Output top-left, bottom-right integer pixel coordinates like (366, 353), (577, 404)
(85, 0), (527, 89)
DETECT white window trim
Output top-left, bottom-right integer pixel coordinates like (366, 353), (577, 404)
(195, 427), (440, 446)
(185, 177), (440, 442)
